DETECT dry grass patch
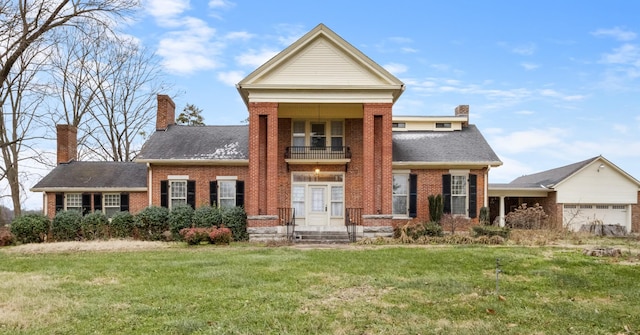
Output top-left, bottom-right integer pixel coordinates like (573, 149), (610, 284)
(2, 240), (170, 254)
(0, 272), (76, 329)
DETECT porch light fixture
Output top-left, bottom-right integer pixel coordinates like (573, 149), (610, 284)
(315, 168), (320, 175)
(597, 164), (605, 172)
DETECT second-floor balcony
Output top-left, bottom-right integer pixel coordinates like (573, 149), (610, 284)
(285, 146), (352, 162)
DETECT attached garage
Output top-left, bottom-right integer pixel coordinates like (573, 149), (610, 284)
(562, 204), (631, 232)
(489, 156), (640, 233)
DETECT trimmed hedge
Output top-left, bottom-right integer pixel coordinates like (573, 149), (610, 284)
(110, 211), (136, 238)
(52, 211), (83, 241)
(11, 214), (50, 244)
(135, 206), (170, 241)
(193, 206), (223, 228)
(221, 206), (248, 241)
(81, 212), (108, 240)
(168, 205), (195, 238)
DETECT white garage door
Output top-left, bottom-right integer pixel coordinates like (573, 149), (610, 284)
(563, 204), (629, 232)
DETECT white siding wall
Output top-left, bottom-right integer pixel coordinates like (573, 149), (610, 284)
(259, 39), (385, 86)
(556, 162), (638, 204)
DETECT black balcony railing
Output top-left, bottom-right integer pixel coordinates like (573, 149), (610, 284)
(285, 146), (351, 160)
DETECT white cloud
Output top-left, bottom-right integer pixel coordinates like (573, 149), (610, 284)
(591, 27), (637, 41)
(515, 110), (534, 115)
(235, 49), (279, 68)
(499, 42), (536, 55)
(209, 0), (234, 9)
(217, 70), (245, 86)
(520, 62), (539, 70)
(383, 63), (408, 75)
(613, 124), (628, 133)
(156, 17), (222, 74)
(145, 0), (190, 25)
(224, 31), (254, 41)
(488, 128), (565, 155)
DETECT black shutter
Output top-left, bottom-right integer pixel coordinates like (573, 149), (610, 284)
(160, 180), (168, 208)
(55, 193), (64, 212)
(210, 181), (217, 206)
(82, 193), (92, 215)
(236, 180), (244, 207)
(442, 174), (451, 214)
(93, 194), (102, 212)
(408, 174), (417, 218)
(187, 180), (196, 209)
(120, 193), (130, 212)
(468, 174), (477, 218)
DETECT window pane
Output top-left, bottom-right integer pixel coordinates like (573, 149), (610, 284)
(452, 176), (466, 195)
(311, 188), (324, 212)
(311, 123), (325, 136)
(171, 198), (187, 207)
(293, 137), (305, 147)
(171, 181), (186, 198)
(220, 199), (235, 208)
(293, 121), (305, 134)
(219, 181), (235, 197)
(393, 196), (408, 215)
(331, 121), (343, 136)
(331, 137), (343, 148)
(292, 186), (305, 218)
(105, 207), (119, 218)
(332, 203), (343, 217)
(393, 175), (408, 195)
(104, 194), (120, 207)
(331, 186), (343, 201)
(452, 196), (466, 215)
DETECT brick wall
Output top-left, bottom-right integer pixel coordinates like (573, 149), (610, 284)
(56, 125), (77, 164)
(391, 167), (488, 226)
(156, 95), (175, 130)
(149, 165), (249, 208)
(43, 191), (148, 219)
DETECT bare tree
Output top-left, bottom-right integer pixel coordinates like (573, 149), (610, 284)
(83, 37), (169, 161)
(0, 0), (139, 215)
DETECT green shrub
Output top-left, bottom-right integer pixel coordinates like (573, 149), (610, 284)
(471, 225), (510, 239)
(52, 211), (83, 241)
(0, 227), (15, 246)
(110, 211), (136, 238)
(179, 227), (212, 245)
(192, 206), (222, 228)
(81, 212), (108, 240)
(221, 206), (248, 241)
(10, 214), (50, 244)
(169, 205), (195, 238)
(479, 206), (491, 225)
(209, 227), (232, 245)
(428, 194), (443, 223)
(135, 206), (170, 241)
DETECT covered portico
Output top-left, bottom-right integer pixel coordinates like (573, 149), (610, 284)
(488, 184), (551, 226)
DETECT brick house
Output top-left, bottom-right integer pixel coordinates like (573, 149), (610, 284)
(31, 24), (503, 240)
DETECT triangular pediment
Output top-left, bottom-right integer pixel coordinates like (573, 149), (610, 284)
(237, 24), (404, 105)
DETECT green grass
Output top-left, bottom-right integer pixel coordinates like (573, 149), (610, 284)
(1, 244), (639, 334)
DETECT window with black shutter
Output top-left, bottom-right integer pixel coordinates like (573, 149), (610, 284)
(55, 193), (64, 212)
(442, 174), (451, 214)
(468, 174), (477, 218)
(120, 193), (130, 212)
(209, 181), (217, 206)
(235, 181), (244, 207)
(187, 180), (196, 209)
(160, 180), (168, 208)
(94, 194), (102, 212)
(82, 193), (92, 215)
(408, 174), (417, 218)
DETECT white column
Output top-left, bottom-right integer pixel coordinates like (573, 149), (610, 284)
(499, 196), (506, 227)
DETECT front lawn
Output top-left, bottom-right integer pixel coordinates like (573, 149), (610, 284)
(1, 242), (639, 334)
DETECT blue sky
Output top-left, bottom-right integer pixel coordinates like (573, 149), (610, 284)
(15, 0), (640, 210)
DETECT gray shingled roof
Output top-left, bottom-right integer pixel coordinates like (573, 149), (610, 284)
(392, 125), (502, 164)
(136, 125), (249, 161)
(508, 156), (598, 188)
(31, 161), (147, 190)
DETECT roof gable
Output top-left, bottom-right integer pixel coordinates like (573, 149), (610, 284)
(237, 24), (404, 104)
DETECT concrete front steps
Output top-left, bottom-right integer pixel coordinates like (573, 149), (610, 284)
(293, 227), (352, 244)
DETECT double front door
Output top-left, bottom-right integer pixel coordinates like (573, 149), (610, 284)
(292, 173), (344, 226)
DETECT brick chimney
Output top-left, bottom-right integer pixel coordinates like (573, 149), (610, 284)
(56, 124), (77, 164)
(156, 94), (176, 130)
(455, 105), (469, 128)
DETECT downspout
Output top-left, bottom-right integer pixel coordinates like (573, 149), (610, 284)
(147, 163), (152, 207)
(43, 193), (48, 217)
(485, 165), (490, 207)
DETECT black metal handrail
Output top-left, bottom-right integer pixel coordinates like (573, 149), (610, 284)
(278, 207), (296, 241)
(285, 146), (351, 160)
(345, 208), (362, 242)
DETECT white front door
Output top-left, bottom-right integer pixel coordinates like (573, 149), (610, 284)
(308, 186), (329, 225)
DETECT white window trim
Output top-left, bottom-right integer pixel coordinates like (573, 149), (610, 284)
(168, 175), (189, 180)
(291, 119), (344, 148)
(103, 193), (121, 218)
(392, 173), (410, 218)
(169, 180), (187, 209)
(450, 174), (468, 216)
(65, 193), (82, 212)
(218, 180), (237, 208)
(216, 176), (238, 180)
